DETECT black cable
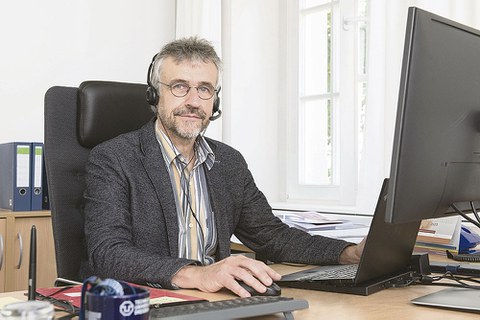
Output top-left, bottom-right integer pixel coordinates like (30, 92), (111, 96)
(179, 144), (208, 266)
(56, 315), (78, 320)
(469, 201), (480, 224)
(36, 293), (78, 315)
(410, 271), (480, 290)
(441, 271), (480, 287)
(451, 203), (480, 229)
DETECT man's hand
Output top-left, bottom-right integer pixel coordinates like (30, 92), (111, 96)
(171, 255), (282, 297)
(338, 237), (366, 264)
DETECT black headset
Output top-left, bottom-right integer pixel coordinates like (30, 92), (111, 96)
(146, 54), (222, 121)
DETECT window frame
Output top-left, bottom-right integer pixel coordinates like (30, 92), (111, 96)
(285, 0), (367, 207)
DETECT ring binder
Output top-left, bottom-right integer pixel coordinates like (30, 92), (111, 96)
(0, 142), (32, 211)
(30, 143), (44, 211)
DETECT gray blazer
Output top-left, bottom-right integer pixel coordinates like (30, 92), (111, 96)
(84, 119), (351, 288)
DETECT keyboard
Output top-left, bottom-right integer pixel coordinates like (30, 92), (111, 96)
(149, 296), (309, 320)
(296, 264), (358, 281)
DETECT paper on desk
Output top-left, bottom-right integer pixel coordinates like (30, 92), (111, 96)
(310, 227), (369, 244)
(0, 297), (23, 309)
(274, 211), (344, 225)
(273, 210), (369, 235)
(230, 213), (369, 244)
(292, 221), (368, 232)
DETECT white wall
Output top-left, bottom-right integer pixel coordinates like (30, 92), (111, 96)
(0, 0), (284, 203)
(0, 0), (176, 144)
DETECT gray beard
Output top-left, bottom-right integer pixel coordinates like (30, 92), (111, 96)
(158, 109), (209, 141)
(169, 121), (206, 140)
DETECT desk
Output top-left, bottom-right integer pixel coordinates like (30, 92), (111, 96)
(2, 263), (477, 320)
(177, 263), (480, 320)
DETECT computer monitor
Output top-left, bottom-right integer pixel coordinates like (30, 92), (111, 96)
(386, 7), (480, 228)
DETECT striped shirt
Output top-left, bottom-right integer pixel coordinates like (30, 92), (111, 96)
(155, 120), (217, 265)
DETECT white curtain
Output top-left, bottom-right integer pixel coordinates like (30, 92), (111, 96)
(175, 0), (221, 44)
(175, 0), (223, 140)
(357, 0), (480, 212)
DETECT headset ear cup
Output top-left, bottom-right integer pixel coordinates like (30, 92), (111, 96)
(146, 86), (158, 106)
(146, 53), (159, 106)
(91, 279), (124, 296)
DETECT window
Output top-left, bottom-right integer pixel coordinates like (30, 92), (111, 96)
(286, 0), (369, 207)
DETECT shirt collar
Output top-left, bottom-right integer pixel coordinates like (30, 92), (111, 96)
(154, 119), (216, 170)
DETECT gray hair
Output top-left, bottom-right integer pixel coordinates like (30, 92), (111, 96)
(150, 36), (222, 94)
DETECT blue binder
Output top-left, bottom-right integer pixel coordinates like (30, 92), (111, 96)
(30, 142), (44, 211)
(0, 142), (32, 211)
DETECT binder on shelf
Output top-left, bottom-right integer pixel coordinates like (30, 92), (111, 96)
(30, 142), (44, 211)
(0, 142), (32, 211)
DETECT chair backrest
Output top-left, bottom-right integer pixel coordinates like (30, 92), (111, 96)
(44, 81), (154, 281)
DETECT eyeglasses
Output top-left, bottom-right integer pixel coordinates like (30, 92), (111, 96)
(159, 81), (217, 100)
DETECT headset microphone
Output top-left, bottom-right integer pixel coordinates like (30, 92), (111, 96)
(209, 109), (222, 121)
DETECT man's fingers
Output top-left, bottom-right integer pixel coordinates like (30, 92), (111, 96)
(230, 255), (281, 285)
(177, 255), (281, 297)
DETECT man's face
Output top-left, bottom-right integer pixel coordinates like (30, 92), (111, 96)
(157, 57), (218, 141)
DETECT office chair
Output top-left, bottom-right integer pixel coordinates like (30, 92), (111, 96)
(44, 81), (155, 282)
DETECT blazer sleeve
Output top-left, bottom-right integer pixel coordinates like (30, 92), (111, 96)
(231, 155), (352, 265)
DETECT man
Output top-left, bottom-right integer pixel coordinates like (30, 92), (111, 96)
(84, 37), (364, 298)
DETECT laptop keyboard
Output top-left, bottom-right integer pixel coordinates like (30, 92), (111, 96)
(296, 264), (358, 281)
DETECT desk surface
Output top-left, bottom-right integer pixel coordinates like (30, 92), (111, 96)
(0, 263), (478, 319)
(177, 263), (480, 320)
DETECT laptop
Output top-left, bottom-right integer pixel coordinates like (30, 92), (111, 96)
(277, 179), (421, 295)
(411, 287), (480, 312)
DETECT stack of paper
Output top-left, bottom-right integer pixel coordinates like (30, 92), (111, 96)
(414, 216), (462, 255)
(273, 210), (370, 243)
(274, 211), (345, 231)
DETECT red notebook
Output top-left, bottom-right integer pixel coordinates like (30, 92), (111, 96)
(36, 284), (206, 309)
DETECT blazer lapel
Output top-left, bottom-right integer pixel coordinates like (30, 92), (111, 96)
(139, 120), (179, 257)
(204, 148), (232, 260)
